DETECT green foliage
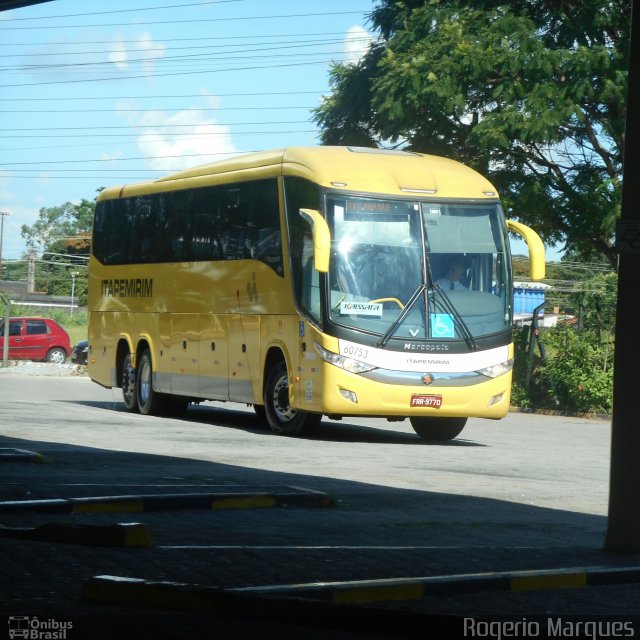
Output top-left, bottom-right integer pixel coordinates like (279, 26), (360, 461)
(314, 0), (630, 268)
(537, 327), (614, 414)
(512, 323), (614, 415)
(511, 326), (534, 408)
(9, 305), (87, 328)
(21, 199), (93, 253)
(18, 199), (93, 300)
(512, 262), (617, 414)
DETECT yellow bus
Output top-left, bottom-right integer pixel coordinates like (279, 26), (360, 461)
(88, 146), (544, 440)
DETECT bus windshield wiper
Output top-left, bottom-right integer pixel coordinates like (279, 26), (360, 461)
(377, 284), (426, 349)
(432, 284), (478, 351)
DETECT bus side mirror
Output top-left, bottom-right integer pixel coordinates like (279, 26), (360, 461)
(507, 219), (546, 281)
(299, 208), (330, 273)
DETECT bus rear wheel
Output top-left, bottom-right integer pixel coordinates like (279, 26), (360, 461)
(122, 353), (138, 412)
(136, 349), (165, 415)
(409, 417), (467, 441)
(264, 361), (321, 436)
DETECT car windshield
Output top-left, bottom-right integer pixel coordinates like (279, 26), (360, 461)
(325, 195), (511, 343)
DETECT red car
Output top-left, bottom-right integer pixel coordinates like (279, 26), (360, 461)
(0, 317), (71, 364)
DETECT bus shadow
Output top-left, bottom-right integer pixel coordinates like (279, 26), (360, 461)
(70, 400), (485, 446)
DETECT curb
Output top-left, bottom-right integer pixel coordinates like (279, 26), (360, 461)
(81, 575), (428, 619)
(0, 487), (333, 514)
(232, 565), (640, 603)
(0, 522), (151, 547)
(0, 448), (45, 463)
(509, 406), (610, 420)
(81, 566), (640, 612)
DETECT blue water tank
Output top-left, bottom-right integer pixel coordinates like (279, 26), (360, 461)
(513, 285), (545, 314)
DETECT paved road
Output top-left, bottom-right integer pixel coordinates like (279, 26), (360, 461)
(1, 370), (638, 639)
(0, 372), (611, 514)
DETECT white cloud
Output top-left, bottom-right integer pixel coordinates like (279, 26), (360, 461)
(21, 31), (167, 82)
(107, 42), (129, 70)
(344, 25), (374, 64)
(118, 100), (238, 172)
(108, 32), (165, 74)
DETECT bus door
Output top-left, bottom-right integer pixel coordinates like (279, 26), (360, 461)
(199, 313), (230, 400)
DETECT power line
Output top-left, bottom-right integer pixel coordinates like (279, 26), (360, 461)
(0, 90), (324, 101)
(0, 129), (316, 139)
(0, 58), (336, 87)
(0, 10), (365, 30)
(7, 0), (246, 21)
(0, 106), (315, 113)
(0, 120), (311, 132)
(0, 141), (257, 152)
(0, 35), (367, 59)
(0, 30), (358, 48)
(1, 151), (251, 165)
(0, 39), (369, 72)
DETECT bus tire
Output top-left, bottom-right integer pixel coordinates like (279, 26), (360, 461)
(253, 404), (269, 428)
(409, 416), (467, 441)
(263, 360), (321, 436)
(121, 353), (138, 413)
(136, 348), (165, 415)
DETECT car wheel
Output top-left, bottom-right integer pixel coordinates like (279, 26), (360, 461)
(263, 360), (321, 436)
(121, 353), (138, 412)
(409, 416), (467, 441)
(46, 348), (67, 364)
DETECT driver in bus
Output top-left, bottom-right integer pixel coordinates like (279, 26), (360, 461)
(435, 255), (468, 291)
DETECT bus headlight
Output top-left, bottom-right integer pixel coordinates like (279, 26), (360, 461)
(476, 359), (514, 379)
(314, 343), (376, 374)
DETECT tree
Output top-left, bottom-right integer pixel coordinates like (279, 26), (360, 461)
(21, 199), (93, 256)
(314, 0), (630, 269)
(20, 199), (94, 297)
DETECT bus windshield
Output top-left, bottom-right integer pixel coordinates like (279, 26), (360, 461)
(325, 195), (511, 342)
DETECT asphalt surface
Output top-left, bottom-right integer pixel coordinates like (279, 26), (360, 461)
(0, 364), (639, 639)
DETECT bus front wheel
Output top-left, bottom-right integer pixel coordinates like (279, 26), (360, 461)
(409, 416), (467, 441)
(136, 349), (165, 415)
(264, 361), (321, 436)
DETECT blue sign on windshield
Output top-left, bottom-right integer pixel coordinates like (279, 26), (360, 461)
(430, 314), (455, 339)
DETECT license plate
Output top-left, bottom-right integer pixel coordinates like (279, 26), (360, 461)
(411, 394), (443, 408)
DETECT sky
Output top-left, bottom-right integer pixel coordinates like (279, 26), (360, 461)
(0, 0), (552, 265)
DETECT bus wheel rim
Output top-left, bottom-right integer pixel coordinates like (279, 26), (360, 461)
(272, 374), (296, 423)
(123, 363), (135, 402)
(139, 361), (151, 404)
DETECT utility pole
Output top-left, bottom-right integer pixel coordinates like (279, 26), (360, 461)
(27, 249), (35, 293)
(70, 271), (79, 315)
(0, 211), (10, 283)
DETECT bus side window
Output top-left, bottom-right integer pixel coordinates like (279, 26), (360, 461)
(250, 178), (283, 274)
(187, 185), (221, 262)
(219, 186), (249, 260)
(161, 191), (189, 262)
(133, 196), (157, 263)
(191, 213), (220, 260)
(283, 176), (322, 321)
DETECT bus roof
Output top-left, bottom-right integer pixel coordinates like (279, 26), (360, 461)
(98, 146), (499, 201)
